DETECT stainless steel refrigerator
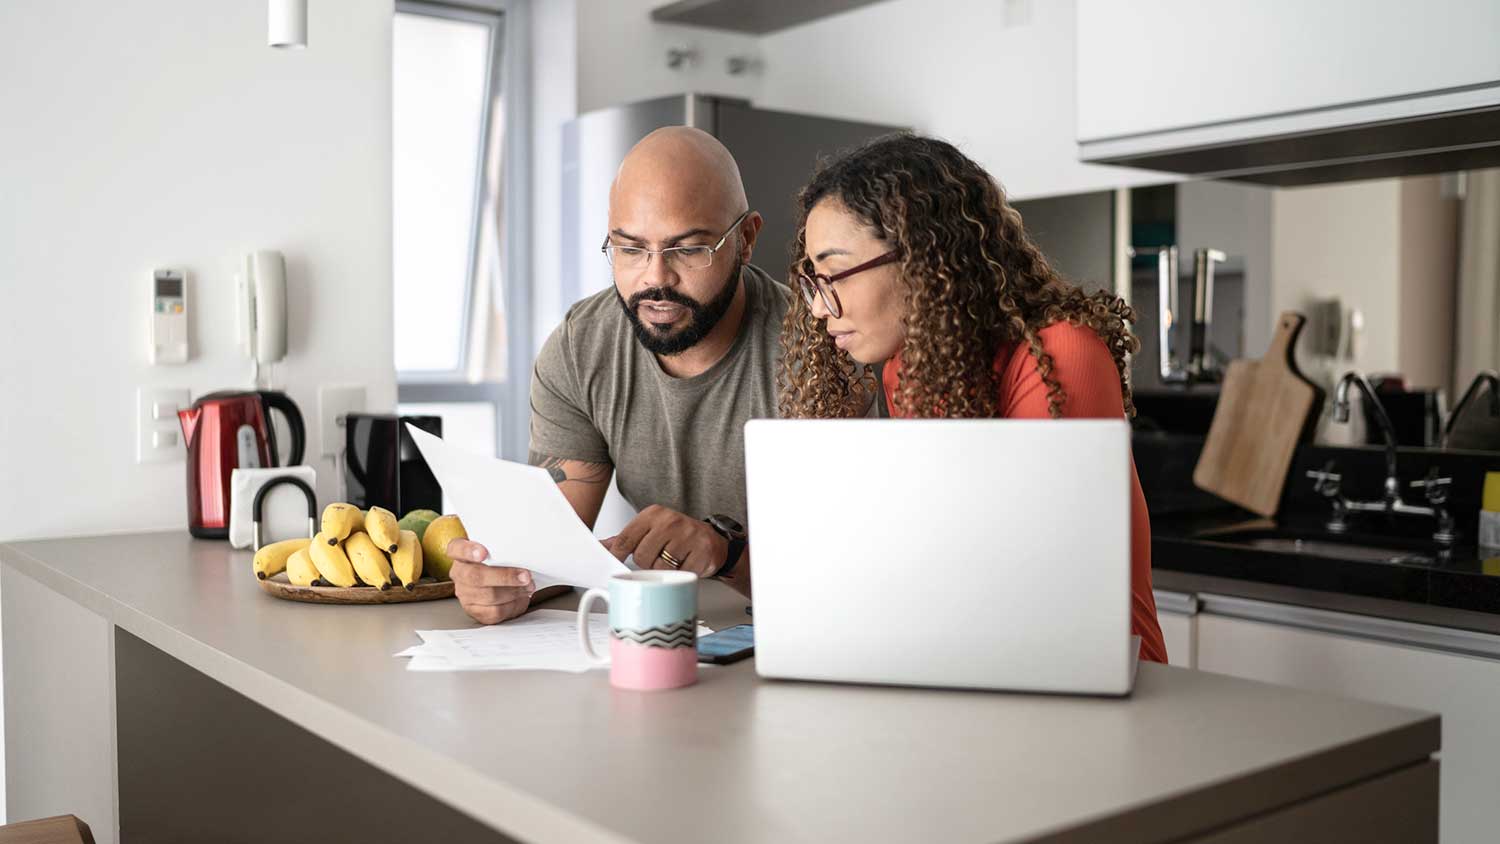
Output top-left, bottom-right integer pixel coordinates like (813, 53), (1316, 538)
(561, 94), (902, 303)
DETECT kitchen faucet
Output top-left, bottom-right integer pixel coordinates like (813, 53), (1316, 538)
(1333, 372), (1400, 492)
(1308, 371), (1458, 544)
(1443, 370), (1500, 447)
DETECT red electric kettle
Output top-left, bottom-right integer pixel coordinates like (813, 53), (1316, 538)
(178, 391), (306, 539)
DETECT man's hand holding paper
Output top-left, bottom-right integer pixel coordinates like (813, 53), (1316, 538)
(446, 540), (550, 626)
(407, 425), (630, 625)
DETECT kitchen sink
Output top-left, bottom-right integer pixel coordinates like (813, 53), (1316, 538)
(1191, 527), (1445, 565)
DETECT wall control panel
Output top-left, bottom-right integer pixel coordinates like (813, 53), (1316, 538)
(151, 269), (189, 365)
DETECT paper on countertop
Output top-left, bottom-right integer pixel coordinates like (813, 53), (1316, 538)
(416, 609), (609, 672)
(407, 654), (504, 672)
(396, 609), (714, 673)
(405, 424), (629, 591)
(404, 653), (720, 672)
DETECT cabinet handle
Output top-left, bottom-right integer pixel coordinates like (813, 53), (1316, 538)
(1199, 593), (1500, 661)
(1153, 589), (1200, 615)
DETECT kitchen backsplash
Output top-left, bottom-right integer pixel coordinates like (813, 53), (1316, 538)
(1280, 444), (1500, 543)
(1136, 432), (1500, 544)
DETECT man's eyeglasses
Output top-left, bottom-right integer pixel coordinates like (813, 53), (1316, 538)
(601, 210), (751, 272)
(797, 250), (900, 319)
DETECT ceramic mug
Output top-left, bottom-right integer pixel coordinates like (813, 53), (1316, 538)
(578, 570), (698, 690)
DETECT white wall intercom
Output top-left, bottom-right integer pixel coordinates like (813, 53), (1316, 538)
(238, 250), (289, 365)
(150, 268), (189, 365)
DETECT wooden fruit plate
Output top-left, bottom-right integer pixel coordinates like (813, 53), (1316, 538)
(257, 573), (455, 604)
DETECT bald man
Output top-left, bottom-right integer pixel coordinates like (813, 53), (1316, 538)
(448, 127), (788, 624)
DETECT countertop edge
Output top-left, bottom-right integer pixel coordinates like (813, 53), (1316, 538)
(1022, 705), (1440, 842)
(0, 544), (637, 844)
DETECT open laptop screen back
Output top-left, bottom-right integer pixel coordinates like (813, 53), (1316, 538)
(744, 418), (1134, 694)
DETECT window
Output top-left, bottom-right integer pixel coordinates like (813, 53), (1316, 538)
(393, 4), (496, 374)
(392, 1), (531, 460)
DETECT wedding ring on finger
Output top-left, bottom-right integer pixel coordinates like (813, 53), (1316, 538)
(658, 548), (684, 569)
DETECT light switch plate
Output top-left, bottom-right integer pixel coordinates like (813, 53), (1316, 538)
(137, 387), (191, 464)
(319, 385), (367, 458)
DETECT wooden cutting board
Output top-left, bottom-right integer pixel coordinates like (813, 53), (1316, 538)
(1193, 312), (1324, 516)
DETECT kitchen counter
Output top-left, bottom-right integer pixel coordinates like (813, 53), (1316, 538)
(2, 532), (1441, 843)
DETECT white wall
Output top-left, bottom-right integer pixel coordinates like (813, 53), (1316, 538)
(1454, 169), (1500, 386)
(0, 0), (397, 543)
(1269, 176), (1462, 402)
(562, 0), (1173, 204)
(1271, 180), (1403, 386)
(574, 0), (760, 115)
(1396, 176), (1459, 393)
(755, 0), (1174, 200)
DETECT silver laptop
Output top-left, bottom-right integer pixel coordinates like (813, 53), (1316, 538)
(744, 418), (1138, 695)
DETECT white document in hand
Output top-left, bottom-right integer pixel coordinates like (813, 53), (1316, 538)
(405, 425), (629, 590)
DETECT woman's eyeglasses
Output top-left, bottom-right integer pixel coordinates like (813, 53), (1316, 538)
(797, 250), (899, 319)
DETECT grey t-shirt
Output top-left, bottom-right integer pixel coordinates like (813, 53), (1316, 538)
(529, 264), (790, 526)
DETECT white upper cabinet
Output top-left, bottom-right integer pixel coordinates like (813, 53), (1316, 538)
(1076, 0), (1500, 144)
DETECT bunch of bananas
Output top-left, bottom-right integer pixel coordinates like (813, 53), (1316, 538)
(251, 503), (468, 592)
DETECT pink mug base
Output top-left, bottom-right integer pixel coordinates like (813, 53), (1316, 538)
(609, 638), (698, 691)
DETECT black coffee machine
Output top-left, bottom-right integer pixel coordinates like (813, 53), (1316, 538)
(344, 413), (442, 515)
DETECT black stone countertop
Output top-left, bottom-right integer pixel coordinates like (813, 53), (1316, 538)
(1138, 432), (1500, 635)
(1151, 508), (1500, 636)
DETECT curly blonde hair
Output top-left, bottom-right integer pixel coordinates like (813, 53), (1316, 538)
(778, 133), (1139, 420)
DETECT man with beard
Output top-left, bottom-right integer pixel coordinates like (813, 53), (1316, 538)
(448, 126), (788, 624)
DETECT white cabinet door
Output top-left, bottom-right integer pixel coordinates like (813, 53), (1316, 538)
(1198, 606), (1500, 844)
(1158, 612), (1195, 669)
(1153, 589), (1197, 669)
(2, 565), (118, 842)
(1077, 0), (1500, 143)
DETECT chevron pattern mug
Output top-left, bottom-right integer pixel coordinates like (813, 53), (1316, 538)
(578, 570), (698, 690)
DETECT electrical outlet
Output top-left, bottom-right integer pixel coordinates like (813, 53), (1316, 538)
(319, 385), (367, 458)
(137, 387), (191, 464)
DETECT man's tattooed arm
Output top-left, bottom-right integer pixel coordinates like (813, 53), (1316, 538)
(528, 452), (612, 487)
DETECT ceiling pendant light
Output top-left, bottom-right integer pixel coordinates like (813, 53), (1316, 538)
(269, 0), (307, 49)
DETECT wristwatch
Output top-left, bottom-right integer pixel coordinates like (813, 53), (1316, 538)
(703, 514), (747, 579)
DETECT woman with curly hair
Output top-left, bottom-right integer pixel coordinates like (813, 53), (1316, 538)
(780, 133), (1167, 663)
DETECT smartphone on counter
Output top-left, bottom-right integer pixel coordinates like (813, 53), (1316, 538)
(697, 624), (754, 665)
